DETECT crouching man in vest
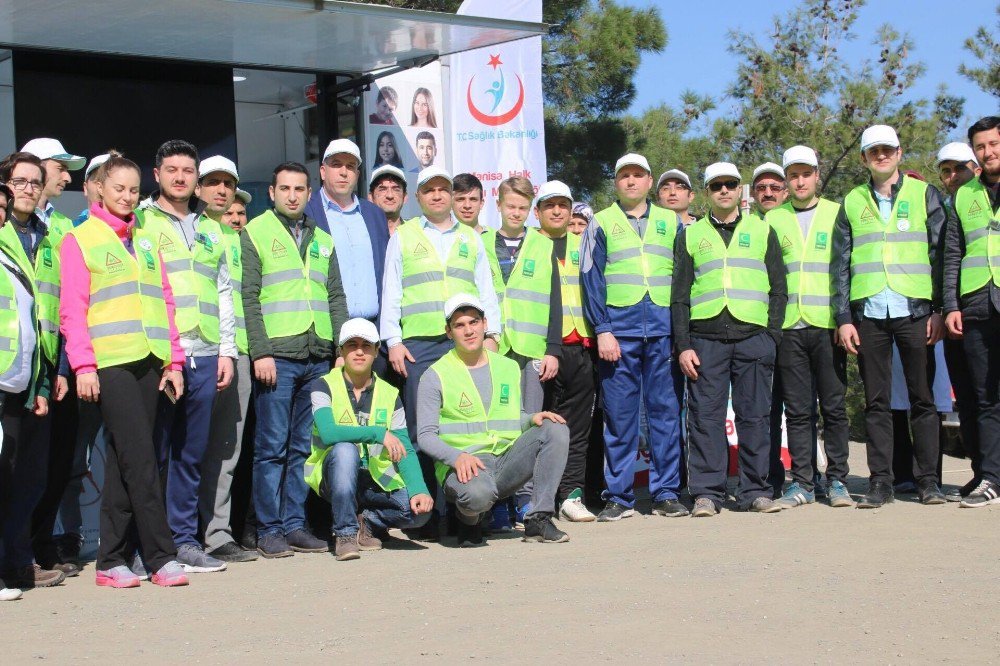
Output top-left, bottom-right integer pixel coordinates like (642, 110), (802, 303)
(305, 319), (434, 560)
(417, 294), (570, 547)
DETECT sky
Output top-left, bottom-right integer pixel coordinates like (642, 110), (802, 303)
(621, 0), (998, 141)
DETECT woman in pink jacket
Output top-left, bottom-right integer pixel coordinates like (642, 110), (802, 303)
(60, 152), (188, 588)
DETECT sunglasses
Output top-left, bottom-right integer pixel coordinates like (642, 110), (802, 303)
(708, 180), (740, 192)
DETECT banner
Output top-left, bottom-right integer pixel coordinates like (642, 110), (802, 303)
(448, 0), (546, 230)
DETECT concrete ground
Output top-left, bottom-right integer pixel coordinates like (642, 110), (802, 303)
(2, 443), (997, 663)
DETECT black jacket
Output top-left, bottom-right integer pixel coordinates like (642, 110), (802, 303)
(943, 176), (1000, 319)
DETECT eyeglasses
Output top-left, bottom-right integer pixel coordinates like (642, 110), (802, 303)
(659, 183), (690, 192)
(754, 183), (786, 193)
(708, 180), (740, 192)
(8, 178), (43, 192)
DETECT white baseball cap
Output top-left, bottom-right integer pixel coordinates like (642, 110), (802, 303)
(235, 188), (252, 205)
(535, 180), (572, 204)
(752, 162), (785, 182)
(936, 142), (978, 167)
(861, 125), (900, 152)
(84, 154), (110, 180)
(656, 169), (692, 190)
(444, 293), (484, 321)
(417, 165), (452, 189)
(782, 145), (818, 169)
(703, 162), (742, 186)
(323, 138), (362, 165)
(338, 318), (381, 346)
(199, 155), (240, 182)
(369, 164), (407, 189)
(614, 153), (651, 175)
(21, 138), (86, 170)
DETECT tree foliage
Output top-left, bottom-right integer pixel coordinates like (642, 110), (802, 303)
(959, 4), (1000, 99)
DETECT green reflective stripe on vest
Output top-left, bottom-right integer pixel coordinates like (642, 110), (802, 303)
(397, 219), (478, 338)
(686, 215), (770, 326)
(766, 198), (840, 329)
(955, 178), (1000, 296)
(843, 176), (931, 301)
(245, 210), (334, 341)
(222, 228), (247, 354)
(595, 203), (676, 307)
(485, 229), (553, 359)
(0, 267), (21, 375)
(430, 349), (522, 484)
(305, 369), (403, 495)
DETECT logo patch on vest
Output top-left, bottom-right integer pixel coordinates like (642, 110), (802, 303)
(967, 199), (983, 218)
(195, 232), (213, 252)
(697, 238), (713, 254)
(271, 239), (287, 259)
(458, 242), (469, 259)
(158, 232), (175, 253)
(499, 384), (510, 405)
(104, 252), (125, 275)
(611, 223), (626, 237)
(897, 201), (909, 219)
(375, 408), (388, 426)
(309, 240), (319, 259)
(337, 408), (354, 425)
(738, 232), (751, 248)
(655, 220), (667, 236)
(815, 232), (828, 250)
(457, 392), (475, 416)
(570, 250), (580, 266)
(413, 242), (429, 257)
(780, 235), (792, 249)
(230, 247), (240, 267)
(859, 206), (877, 223)
(42, 246), (52, 268)
(522, 259), (536, 278)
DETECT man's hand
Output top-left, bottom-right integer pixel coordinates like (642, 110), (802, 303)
(217, 356), (234, 391)
(538, 355), (559, 382)
(33, 395), (48, 416)
(160, 369), (185, 400)
(945, 311), (963, 339)
(531, 411), (566, 426)
(453, 452), (486, 484)
(54, 375), (69, 402)
(838, 323), (860, 355)
(334, 356), (345, 368)
(679, 349), (700, 380)
(382, 430), (406, 463)
(254, 356), (277, 387)
(388, 343), (414, 378)
(926, 312), (944, 346)
(597, 332), (621, 363)
(77, 372), (100, 402)
(484, 337), (499, 352)
(410, 493), (434, 515)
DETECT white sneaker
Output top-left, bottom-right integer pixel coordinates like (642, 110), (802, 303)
(559, 497), (597, 522)
(0, 586), (22, 601)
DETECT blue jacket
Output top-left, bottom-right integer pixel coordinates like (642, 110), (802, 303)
(304, 190), (390, 306)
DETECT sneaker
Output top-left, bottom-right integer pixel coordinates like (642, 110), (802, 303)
(514, 498), (531, 528)
(489, 500), (515, 531)
(651, 498), (690, 517)
(960, 479), (1000, 508)
(827, 480), (854, 507)
(595, 500), (634, 522)
(334, 535), (361, 561)
(176, 544), (228, 573)
(455, 520), (486, 548)
(774, 482), (815, 510)
(813, 474), (828, 499)
(129, 552), (150, 581)
(2, 564), (65, 589)
(207, 541), (259, 563)
(691, 497), (718, 517)
(151, 561), (189, 587)
(857, 481), (894, 509)
(257, 532), (294, 559)
(0, 586), (21, 601)
(917, 481), (946, 505)
(357, 514), (382, 551)
(559, 492), (597, 522)
(947, 477), (980, 502)
(748, 496), (782, 513)
(522, 513), (570, 543)
(95, 565), (141, 589)
(286, 528), (329, 553)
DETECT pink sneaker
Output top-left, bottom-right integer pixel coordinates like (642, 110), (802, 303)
(96, 565), (141, 588)
(151, 560), (189, 587)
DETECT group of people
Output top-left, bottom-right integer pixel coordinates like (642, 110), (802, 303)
(0, 113), (998, 600)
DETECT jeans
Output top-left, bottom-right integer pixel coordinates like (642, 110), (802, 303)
(253, 357), (328, 537)
(319, 442), (430, 537)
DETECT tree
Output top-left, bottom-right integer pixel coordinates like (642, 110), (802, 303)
(959, 4), (1000, 99)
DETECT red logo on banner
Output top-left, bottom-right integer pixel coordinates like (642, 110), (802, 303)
(467, 53), (525, 126)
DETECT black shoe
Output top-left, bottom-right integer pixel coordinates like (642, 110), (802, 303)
(208, 541), (259, 563)
(917, 481), (946, 505)
(286, 528), (329, 553)
(455, 520), (486, 548)
(651, 498), (690, 517)
(403, 517), (441, 542)
(522, 513), (570, 543)
(256, 532), (293, 559)
(856, 481), (894, 509)
(595, 500), (635, 522)
(240, 530), (258, 551)
(947, 477), (980, 502)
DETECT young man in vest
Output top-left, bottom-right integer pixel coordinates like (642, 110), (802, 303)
(306, 319), (434, 560)
(380, 166), (501, 537)
(534, 181), (598, 521)
(767, 146), (852, 509)
(137, 140), (237, 573)
(831, 124), (949, 508)
(20, 138), (84, 235)
(417, 294), (570, 546)
(581, 153), (685, 521)
(242, 161), (349, 557)
(944, 115), (1000, 506)
(196, 156), (258, 563)
(453, 173), (487, 235)
(656, 169), (697, 226)
(368, 165), (408, 236)
(673, 162), (788, 516)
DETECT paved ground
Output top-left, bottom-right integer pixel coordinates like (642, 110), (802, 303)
(2, 443), (998, 663)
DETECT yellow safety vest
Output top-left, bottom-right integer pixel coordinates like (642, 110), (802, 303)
(0, 262), (21, 375)
(0, 221), (62, 364)
(595, 203), (675, 307)
(953, 178), (1000, 296)
(483, 228), (553, 359)
(558, 231), (593, 338)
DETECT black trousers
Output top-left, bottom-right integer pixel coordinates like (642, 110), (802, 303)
(857, 316), (938, 484)
(96, 357), (176, 572)
(544, 343), (597, 503)
(777, 327), (850, 489)
(687, 333), (775, 506)
(31, 378), (79, 566)
(943, 337), (980, 477)
(961, 315), (1000, 484)
(0, 391), (51, 570)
